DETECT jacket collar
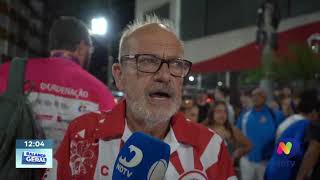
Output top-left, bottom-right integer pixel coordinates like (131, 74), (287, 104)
(95, 100), (200, 149)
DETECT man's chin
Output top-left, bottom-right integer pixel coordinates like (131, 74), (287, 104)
(148, 105), (179, 120)
(143, 117), (170, 128)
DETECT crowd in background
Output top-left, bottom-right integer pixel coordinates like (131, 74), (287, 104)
(180, 86), (320, 180)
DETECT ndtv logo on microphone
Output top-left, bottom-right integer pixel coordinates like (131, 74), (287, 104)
(116, 145), (143, 178)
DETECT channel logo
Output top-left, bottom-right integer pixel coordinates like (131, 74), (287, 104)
(22, 151), (47, 165)
(116, 145), (143, 178)
(277, 141), (292, 155)
(276, 138), (300, 158)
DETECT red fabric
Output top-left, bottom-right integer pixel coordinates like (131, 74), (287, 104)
(205, 142), (235, 180)
(191, 21), (320, 73)
(192, 43), (261, 73)
(277, 21), (320, 58)
(170, 151), (185, 175)
(47, 100), (236, 179)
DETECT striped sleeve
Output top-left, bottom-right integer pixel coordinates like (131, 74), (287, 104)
(43, 124), (72, 179)
(201, 134), (237, 180)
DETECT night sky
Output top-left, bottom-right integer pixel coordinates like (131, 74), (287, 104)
(47, 0), (135, 85)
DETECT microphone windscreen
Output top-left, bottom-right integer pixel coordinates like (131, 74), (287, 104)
(112, 132), (170, 180)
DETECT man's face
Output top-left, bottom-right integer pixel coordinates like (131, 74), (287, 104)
(213, 104), (227, 125)
(214, 90), (224, 101)
(196, 93), (208, 105)
(185, 106), (199, 122)
(240, 94), (252, 108)
(282, 87), (292, 97)
(252, 89), (266, 107)
(113, 24), (184, 127)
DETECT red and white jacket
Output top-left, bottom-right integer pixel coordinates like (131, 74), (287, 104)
(45, 100), (237, 180)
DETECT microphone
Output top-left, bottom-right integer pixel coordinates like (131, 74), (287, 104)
(112, 132), (170, 180)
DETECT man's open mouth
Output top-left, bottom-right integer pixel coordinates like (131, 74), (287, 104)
(149, 91), (172, 99)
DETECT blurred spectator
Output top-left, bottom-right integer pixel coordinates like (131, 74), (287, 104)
(235, 90), (253, 125)
(282, 86), (292, 97)
(280, 86), (297, 117)
(239, 90), (253, 113)
(265, 89), (320, 180)
(237, 91), (253, 118)
(215, 86), (236, 125)
(297, 110), (320, 180)
(275, 88), (311, 139)
(292, 89), (301, 110)
(269, 88), (282, 111)
(236, 87), (285, 180)
(273, 88), (281, 98)
(0, 17), (115, 151)
(180, 96), (199, 122)
(205, 101), (252, 161)
(182, 105), (199, 123)
(196, 92), (210, 123)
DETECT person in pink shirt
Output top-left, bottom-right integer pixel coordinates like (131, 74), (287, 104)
(0, 17), (115, 151)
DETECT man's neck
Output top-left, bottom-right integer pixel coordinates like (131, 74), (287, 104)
(50, 50), (80, 65)
(126, 110), (171, 140)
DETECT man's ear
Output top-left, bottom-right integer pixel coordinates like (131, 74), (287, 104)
(74, 41), (86, 55)
(72, 44), (81, 56)
(73, 41), (87, 66)
(112, 63), (124, 91)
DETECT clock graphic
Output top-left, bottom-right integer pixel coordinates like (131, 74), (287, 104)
(16, 139), (53, 168)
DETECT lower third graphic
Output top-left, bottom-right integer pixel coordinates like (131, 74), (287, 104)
(22, 151), (47, 165)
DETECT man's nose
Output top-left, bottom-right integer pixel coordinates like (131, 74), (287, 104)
(153, 62), (171, 83)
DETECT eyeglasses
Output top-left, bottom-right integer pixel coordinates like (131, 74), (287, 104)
(120, 54), (192, 78)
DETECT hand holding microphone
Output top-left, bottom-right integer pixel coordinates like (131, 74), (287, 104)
(112, 132), (171, 180)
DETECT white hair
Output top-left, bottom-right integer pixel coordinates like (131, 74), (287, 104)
(118, 15), (183, 59)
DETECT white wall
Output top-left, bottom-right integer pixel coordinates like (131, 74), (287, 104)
(184, 11), (320, 63)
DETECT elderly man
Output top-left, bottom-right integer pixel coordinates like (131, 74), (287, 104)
(45, 16), (236, 179)
(236, 87), (284, 180)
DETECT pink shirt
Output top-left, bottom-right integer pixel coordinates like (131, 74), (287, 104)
(0, 57), (115, 150)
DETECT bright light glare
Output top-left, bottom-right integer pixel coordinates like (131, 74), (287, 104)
(189, 76), (195, 82)
(91, 17), (107, 35)
(217, 81), (223, 86)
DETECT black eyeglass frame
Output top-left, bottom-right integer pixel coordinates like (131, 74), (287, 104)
(119, 54), (192, 78)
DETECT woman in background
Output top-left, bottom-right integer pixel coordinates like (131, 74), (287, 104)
(204, 100), (252, 161)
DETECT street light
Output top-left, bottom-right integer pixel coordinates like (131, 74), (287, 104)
(188, 76), (195, 82)
(90, 17), (108, 35)
(90, 16), (113, 87)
